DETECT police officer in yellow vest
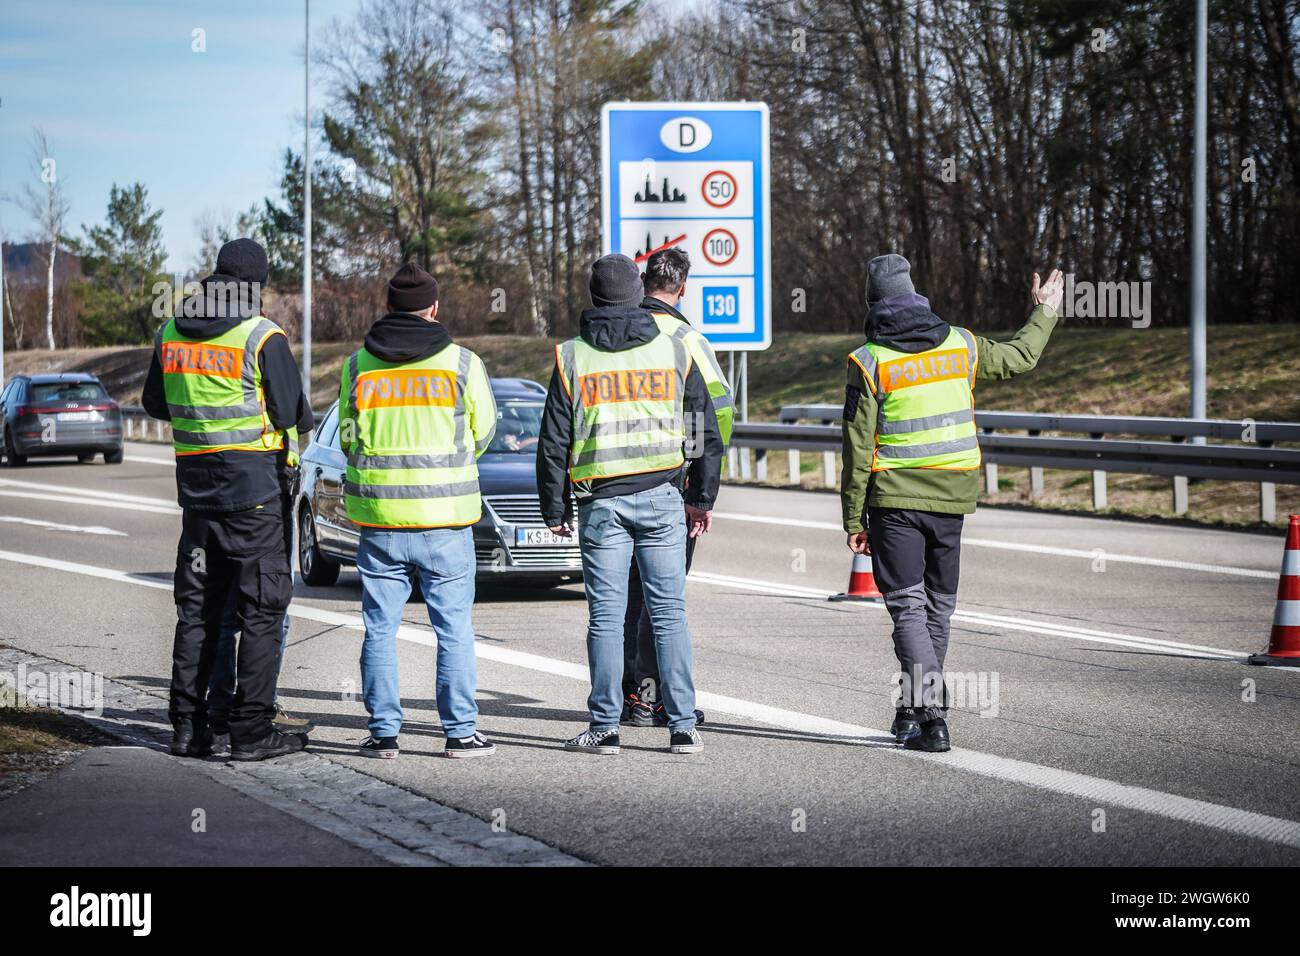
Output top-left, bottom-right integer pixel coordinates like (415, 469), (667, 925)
(537, 254), (723, 756)
(841, 255), (1063, 752)
(619, 246), (733, 727)
(338, 263), (498, 760)
(142, 238), (314, 761)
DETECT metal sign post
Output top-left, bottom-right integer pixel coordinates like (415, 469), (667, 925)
(301, 0), (313, 396)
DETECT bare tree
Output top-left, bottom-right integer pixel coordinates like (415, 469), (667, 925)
(8, 129), (71, 350)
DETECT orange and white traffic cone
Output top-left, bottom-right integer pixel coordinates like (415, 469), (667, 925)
(1248, 514), (1300, 667)
(829, 552), (884, 602)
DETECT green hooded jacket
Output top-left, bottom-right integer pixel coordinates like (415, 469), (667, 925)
(841, 303), (1058, 532)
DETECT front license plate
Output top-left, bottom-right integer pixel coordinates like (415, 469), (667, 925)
(515, 527), (570, 546)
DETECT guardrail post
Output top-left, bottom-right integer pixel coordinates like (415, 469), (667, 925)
(1092, 471), (1107, 510)
(155, 420), (163, 442)
(1261, 482), (1276, 523)
(787, 449), (800, 486)
(984, 461), (998, 494)
(755, 448), (767, 482)
(1027, 429), (1044, 497)
(1173, 476), (1189, 515)
(739, 447), (752, 480)
(727, 447), (737, 479)
(822, 450), (837, 489)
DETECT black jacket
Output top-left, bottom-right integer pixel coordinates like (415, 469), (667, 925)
(363, 311), (454, 362)
(143, 280), (314, 513)
(536, 305), (723, 526)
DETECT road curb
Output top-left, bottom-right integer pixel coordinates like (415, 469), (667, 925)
(0, 646), (588, 867)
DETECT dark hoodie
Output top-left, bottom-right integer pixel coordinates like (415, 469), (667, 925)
(362, 311), (454, 363)
(536, 306), (723, 526)
(863, 292), (950, 354)
(142, 275), (314, 513)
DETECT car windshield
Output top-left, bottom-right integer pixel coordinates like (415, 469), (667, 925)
(488, 401), (543, 454)
(30, 382), (108, 403)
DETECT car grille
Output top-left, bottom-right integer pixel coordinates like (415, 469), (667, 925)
(481, 494), (582, 569)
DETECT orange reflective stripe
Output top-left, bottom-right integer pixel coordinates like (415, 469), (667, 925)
(160, 341), (242, 378)
(878, 348), (969, 393)
(354, 368), (456, 410)
(577, 369), (676, 406)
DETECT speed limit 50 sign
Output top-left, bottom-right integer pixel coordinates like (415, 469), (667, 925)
(601, 102), (771, 350)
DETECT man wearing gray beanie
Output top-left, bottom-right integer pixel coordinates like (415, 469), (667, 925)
(841, 254), (1064, 752)
(537, 253), (723, 756)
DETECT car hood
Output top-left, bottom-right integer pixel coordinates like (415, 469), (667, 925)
(476, 453), (541, 497)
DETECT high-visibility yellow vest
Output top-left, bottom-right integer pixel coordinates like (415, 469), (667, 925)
(156, 316), (293, 457)
(648, 311), (734, 446)
(340, 344), (490, 528)
(849, 327), (980, 472)
(556, 332), (693, 483)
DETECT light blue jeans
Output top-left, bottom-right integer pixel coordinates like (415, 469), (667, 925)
(357, 526), (479, 740)
(578, 483), (696, 733)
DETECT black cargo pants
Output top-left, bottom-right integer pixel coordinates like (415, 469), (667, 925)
(867, 506), (963, 721)
(169, 499), (293, 743)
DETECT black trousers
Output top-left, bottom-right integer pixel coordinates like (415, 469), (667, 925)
(169, 499), (292, 743)
(867, 506), (963, 720)
(622, 535), (697, 700)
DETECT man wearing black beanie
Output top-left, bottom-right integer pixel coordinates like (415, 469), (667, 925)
(537, 254), (723, 757)
(338, 261), (499, 760)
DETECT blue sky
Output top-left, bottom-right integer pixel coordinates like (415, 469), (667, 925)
(0, 0), (361, 272)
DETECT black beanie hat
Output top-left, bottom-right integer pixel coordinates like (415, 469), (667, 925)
(215, 238), (269, 284)
(387, 262), (440, 312)
(588, 253), (643, 308)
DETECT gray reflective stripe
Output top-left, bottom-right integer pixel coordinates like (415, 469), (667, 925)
(347, 352), (360, 417)
(172, 425), (268, 446)
(671, 334), (689, 412)
(348, 451), (475, 470)
(954, 327), (977, 385)
(560, 340), (577, 404)
(710, 391), (735, 411)
(851, 344), (880, 392)
(877, 406), (974, 435)
(345, 480), (480, 500)
(670, 323), (693, 340)
(242, 319), (281, 403)
(574, 440), (683, 466)
(167, 402), (261, 421)
(875, 435), (980, 459)
(453, 346), (471, 453)
(586, 417), (678, 439)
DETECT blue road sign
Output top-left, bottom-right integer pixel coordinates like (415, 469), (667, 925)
(601, 102), (771, 351)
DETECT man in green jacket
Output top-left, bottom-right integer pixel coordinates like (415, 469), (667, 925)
(841, 254), (1063, 752)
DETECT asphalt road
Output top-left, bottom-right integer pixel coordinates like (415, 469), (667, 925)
(0, 443), (1297, 866)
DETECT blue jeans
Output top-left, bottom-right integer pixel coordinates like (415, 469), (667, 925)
(208, 588), (289, 730)
(578, 483), (696, 733)
(357, 526), (479, 739)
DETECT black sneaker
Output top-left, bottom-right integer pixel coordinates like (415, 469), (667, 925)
(669, 727), (704, 754)
(630, 697), (655, 726)
(890, 710), (922, 745)
(651, 704), (706, 727)
(358, 735), (399, 759)
(169, 718), (215, 758)
(564, 728), (621, 755)
(230, 730), (308, 762)
(619, 692), (641, 725)
(445, 732), (496, 758)
(210, 732), (231, 757)
(904, 717), (951, 753)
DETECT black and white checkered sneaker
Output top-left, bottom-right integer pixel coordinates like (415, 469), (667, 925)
(564, 728), (621, 755)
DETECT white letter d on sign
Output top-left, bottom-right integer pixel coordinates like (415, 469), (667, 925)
(660, 117), (712, 153)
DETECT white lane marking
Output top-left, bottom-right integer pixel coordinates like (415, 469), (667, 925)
(0, 515), (127, 537)
(687, 570), (1255, 663)
(0, 490), (178, 517)
(1, 546), (1298, 851)
(712, 511), (1279, 580)
(0, 477), (177, 508)
(125, 454), (175, 467)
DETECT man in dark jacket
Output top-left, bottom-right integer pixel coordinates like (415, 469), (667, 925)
(841, 254), (1062, 752)
(143, 238), (314, 761)
(537, 253), (723, 756)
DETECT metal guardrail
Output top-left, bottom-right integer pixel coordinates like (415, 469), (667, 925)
(730, 405), (1300, 522)
(120, 405), (170, 443)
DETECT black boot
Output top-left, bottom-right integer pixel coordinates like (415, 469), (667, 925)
(890, 709), (922, 745)
(904, 717), (951, 753)
(230, 729), (308, 762)
(170, 717), (215, 758)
